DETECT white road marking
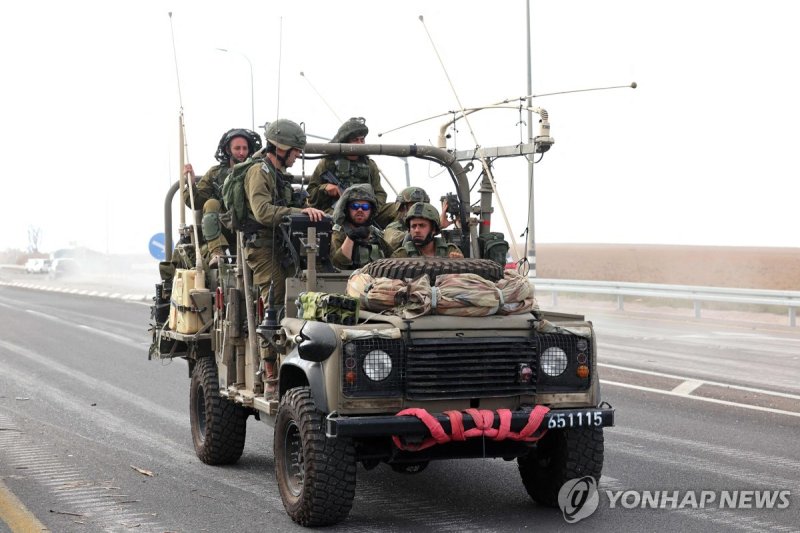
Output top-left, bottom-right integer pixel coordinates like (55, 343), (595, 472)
(670, 378), (704, 396)
(601, 380), (800, 418)
(599, 362), (800, 400)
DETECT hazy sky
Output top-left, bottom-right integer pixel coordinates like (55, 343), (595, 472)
(2, 0), (798, 255)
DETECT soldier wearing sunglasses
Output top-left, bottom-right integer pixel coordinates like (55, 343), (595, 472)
(330, 184), (393, 269)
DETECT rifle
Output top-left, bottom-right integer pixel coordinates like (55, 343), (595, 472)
(321, 170), (348, 197)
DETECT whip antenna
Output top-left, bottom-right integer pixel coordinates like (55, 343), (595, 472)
(418, 15), (521, 261)
(276, 17), (283, 119)
(300, 71), (342, 122)
(168, 11), (204, 286)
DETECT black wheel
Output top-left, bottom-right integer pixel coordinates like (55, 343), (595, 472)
(361, 257), (504, 284)
(190, 357), (247, 465)
(518, 427), (604, 507)
(275, 387), (356, 527)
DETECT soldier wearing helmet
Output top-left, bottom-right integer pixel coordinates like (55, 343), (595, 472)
(183, 128), (262, 266)
(391, 202), (464, 258)
(330, 184), (392, 269)
(243, 119), (325, 307)
(383, 186), (443, 251)
(243, 119), (325, 399)
(306, 117), (388, 218)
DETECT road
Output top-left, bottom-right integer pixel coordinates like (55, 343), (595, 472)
(0, 280), (798, 532)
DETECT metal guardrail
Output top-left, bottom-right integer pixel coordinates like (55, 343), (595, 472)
(531, 278), (800, 327)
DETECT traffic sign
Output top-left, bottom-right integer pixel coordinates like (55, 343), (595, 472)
(149, 232), (167, 261)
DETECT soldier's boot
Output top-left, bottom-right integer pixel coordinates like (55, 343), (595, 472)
(264, 362), (278, 400)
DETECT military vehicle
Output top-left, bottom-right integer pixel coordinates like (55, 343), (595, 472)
(149, 129), (614, 526)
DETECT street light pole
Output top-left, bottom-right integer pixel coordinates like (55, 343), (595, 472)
(216, 48), (255, 130)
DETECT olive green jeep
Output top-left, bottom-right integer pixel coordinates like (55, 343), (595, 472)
(149, 140), (614, 527)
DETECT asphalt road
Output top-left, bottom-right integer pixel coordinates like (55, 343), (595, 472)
(1, 282), (798, 532)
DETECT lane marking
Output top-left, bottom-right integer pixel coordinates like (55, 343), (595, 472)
(0, 478), (49, 533)
(670, 378), (703, 396)
(599, 362), (800, 400)
(600, 380), (800, 418)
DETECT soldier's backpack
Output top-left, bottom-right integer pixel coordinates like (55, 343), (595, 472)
(221, 157), (262, 230)
(478, 232), (510, 267)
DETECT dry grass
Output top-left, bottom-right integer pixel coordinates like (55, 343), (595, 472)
(534, 244), (800, 290)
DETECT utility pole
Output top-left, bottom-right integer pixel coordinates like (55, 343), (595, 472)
(525, 0), (537, 277)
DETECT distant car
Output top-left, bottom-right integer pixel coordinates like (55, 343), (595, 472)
(48, 258), (79, 279)
(24, 258), (51, 274)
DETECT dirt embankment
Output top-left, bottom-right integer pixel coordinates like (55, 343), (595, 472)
(534, 244), (800, 291)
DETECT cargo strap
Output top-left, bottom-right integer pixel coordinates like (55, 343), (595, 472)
(391, 406), (550, 452)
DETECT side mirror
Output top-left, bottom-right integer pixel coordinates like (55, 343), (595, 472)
(297, 321), (338, 363)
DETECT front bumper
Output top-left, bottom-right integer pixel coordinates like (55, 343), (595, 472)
(325, 405), (614, 439)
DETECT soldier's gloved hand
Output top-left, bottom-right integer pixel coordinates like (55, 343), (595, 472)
(346, 225), (371, 243)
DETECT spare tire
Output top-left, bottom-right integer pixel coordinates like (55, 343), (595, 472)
(361, 257), (504, 284)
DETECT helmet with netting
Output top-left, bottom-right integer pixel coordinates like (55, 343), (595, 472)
(331, 117), (368, 143)
(396, 186), (430, 204)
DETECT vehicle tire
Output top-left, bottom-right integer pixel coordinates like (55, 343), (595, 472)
(275, 387), (356, 526)
(190, 357), (247, 465)
(361, 257), (504, 284)
(517, 427), (604, 507)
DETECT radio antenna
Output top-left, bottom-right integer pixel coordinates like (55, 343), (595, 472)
(275, 17), (283, 119)
(168, 11), (204, 285)
(300, 71), (342, 122)
(419, 15), (521, 261)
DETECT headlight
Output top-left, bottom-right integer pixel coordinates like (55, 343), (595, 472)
(541, 347), (568, 376)
(363, 349), (392, 381)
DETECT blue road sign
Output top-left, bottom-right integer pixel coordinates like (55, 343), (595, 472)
(149, 232), (167, 261)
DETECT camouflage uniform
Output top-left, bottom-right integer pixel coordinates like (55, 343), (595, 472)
(382, 187), (430, 251)
(330, 184), (392, 269)
(390, 202), (463, 258)
(243, 159), (305, 306)
(182, 164), (233, 259)
(391, 237), (461, 258)
(306, 117), (390, 220)
(182, 129), (262, 263)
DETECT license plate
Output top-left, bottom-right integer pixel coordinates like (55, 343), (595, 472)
(546, 410), (611, 429)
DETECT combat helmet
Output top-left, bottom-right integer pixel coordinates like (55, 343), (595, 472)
(265, 119), (307, 151)
(404, 202), (441, 233)
(333, 184), (378, 226)
(396, 186), (430, 204)
(215, 128), (262, 163)
(332, 117), (368, 143)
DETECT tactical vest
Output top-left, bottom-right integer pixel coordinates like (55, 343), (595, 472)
(338, 222), (385, 268)
(332, 157), (372, 187)
(402, 236), (450, 257)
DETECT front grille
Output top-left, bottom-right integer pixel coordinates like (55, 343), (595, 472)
(405, 336), (537, 400)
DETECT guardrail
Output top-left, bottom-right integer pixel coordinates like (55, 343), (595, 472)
(531, 278), (800, 327)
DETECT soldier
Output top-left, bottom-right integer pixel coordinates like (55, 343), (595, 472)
(383, 186), (441, 251)
(306, 117), (388, 219)
(242, 119), (325, 308)
(330, 184), (393, 269)
(391, 202), (464, 258)
(183, 128), (262, 266)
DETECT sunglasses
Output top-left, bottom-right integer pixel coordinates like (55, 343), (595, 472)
(349, 202), (372, 211)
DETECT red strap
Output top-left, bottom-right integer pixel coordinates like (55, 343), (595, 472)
(392, 405), (551, 451)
